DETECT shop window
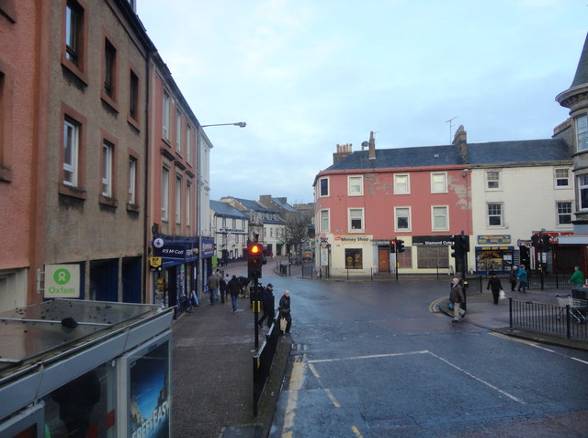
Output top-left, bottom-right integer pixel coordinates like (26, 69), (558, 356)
(348, 175), (363, 196)
(129, 70), (139, 121)
(161, 167), (169, 221)
(394, 174), (410, 194)
(319, 177), (329, 197)
(43, 363), (116, 438)
(104, 39), (116, 100)
(554, 168), (570, 188)
(128, 156), (137, 205)
(63, 117), (80, 187)
(348, 208), (364, 232)
(417, 246), (449, 268)
(320, 209), (329, 232)
(576, 114), (588, 152)
(431, 172), (447, 193)
(345, 248), (363, 269)
(487, 202), (503, 226)
(486, 170), (500, 190)
(557, 201), (572, 225)
(175, 175), (182, 225)
(395, 207), (411, 231)
(397, 247), (412, 268)
(432, 206), (449, 231)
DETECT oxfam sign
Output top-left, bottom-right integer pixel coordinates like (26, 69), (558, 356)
(45, 264), (80, 298)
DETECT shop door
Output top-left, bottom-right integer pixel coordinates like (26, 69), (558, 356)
(91, 259), (118, 301)
(378, 247), (390, 272)
(122, 257), (142, 303)
(168, 267), (177, 307)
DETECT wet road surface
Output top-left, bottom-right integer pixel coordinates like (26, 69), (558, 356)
(261, 275), (588, 437)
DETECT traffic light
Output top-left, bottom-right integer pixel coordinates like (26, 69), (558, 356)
(461, 234), (470, 253)
(396, 239), (405, 253)
(450, 235), (463, 259)
(247, 243), (264, 280)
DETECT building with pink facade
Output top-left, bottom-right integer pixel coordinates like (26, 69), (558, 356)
(314, 133), (471, 276)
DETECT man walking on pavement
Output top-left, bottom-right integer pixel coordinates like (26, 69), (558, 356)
(486, 271), (503, 305)
(570, 265), (585, 288)
(219, 273), (228, 304)
(258, 283), (275, 329)
(278, 290), (292, 334)
(450, 277), (465, 322)
(208, 270), (220, 305)
(228, 275), (241, 312)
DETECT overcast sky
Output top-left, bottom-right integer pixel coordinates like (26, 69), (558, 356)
(138, 0), (587, 204)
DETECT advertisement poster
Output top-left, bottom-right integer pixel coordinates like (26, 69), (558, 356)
(129, 342), (170, 438)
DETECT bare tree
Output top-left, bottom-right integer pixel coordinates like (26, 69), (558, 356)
(282, 212), (311, 258)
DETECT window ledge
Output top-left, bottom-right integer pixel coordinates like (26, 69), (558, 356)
(127, 202), (140, 213)
(127, 115), (140, 132)
(101, 92), (119, 114)
(61, 56), (88, 86)
(99, 195), (118, 209)
(0, 165), (12, 182)
(162, 137), (173, 148)
(59, 184), (87, 200)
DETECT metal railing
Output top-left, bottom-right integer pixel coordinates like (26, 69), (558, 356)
(509, 298), (588, 341)
(252, 313), (281, 416)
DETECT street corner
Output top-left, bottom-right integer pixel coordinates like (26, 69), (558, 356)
(429, 296), (448, 314)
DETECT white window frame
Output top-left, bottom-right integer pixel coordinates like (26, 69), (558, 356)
(161, 167), (169, 221)
(162, 92), (170, 140)
(485, 170), (501, 191)
(176, 110), (182, 153)
(431, 205), (449, 231)
(576, 114), (588, 152)
(319, 177), (329, 197)
(556, 201), (573, 226)
(394, 206), (411, 232)
(430, 172), (448, 194)
(63, 119), (79, 187)
(578, 175), (588, 211)
(487, 202), (504, 227)
(175, 175), (182, 225)
(348, 208), (365, 233)
(186, 125), (191, 163)
(554, 168), (571, 189)
(101, 141), (113, 197)
(186, 183), (191, 226)
(347, 175), (364, 196)
(128, 157), (136, 205)
(320, 209), (330, 232)
(394, 173), (410, 194)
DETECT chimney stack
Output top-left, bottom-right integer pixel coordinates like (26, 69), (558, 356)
(452, 125), (468, 163)
(368, 131), (376, 160)
(333, 143), (353, 164)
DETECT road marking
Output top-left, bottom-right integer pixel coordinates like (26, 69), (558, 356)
(571, 357), (588, 365)
(351, 425), (364, 438)
(429, 297), (445, 313)
(324, 388), (341, 408)
(308, 363), (341, 408)
(308, 350), (429, 364)
(308, 363), (320, 378)
(428, 351), (525, 405)
(530, 344), (555, 353)
(281, 358), (305, 438)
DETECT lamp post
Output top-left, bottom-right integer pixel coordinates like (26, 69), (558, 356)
(201, 122), (246, 128)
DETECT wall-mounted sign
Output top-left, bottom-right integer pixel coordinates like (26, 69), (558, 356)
(334, 235), (373, 243)
(412, 236), (452, 246)
(152, 237), (198, 260)
(149, 257), (162, 268)
(477, 235), (511, 245)
(45, 264), (80, 298)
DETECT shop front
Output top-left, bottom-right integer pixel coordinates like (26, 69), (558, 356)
(412, 236), (452, 273)
(475, 234), (514, 274)
(198, 236), (215, 295)
(330, 235), (374, 277)
(0, 299), (173, 437)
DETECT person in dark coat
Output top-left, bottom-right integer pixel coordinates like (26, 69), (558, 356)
(509, 266), (518, 292)
(258, 283), (275, 328)
(450, 277), (465, 322)
(227, 275), (241, 312)
(486, 271), (503, 305)
(219, 274), (228, 304)
(278, 290), (292, 334)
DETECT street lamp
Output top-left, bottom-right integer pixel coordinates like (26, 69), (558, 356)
(201, 122), (246, 128)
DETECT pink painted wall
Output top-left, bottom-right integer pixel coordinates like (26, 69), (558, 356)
(316, 167), (472, 239)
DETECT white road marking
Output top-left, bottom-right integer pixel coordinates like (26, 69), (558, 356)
(427, 351), (525, 405)
(308, 362), (320, 378)
(530, 344), (555, 353)
(351, 425), (364, 438)
(571, 357), (588, 365)
(324, 388), (342, 408)
(308, 350), (429, 364)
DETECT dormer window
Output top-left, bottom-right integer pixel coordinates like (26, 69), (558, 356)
(576, 114), (588, 152)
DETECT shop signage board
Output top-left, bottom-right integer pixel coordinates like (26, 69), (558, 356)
(320, 247), (329, 266)
(45, 264), (80, 298)
(412, 235), (452, 246)
(333, 235), (374, 243)
(477, 235), (511, 245)
(200, 236), (215, 258)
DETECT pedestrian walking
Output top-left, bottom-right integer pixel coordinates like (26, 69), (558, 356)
(208, 271), (220, 304)
(227, 275), (241, 312)
(258, 283), (276, 329)
(486, 271), (503, 305)
(569, 265), (585, 288)
(450, 277), (465, 322)
(219, 274), (228, 304)
(278, 290), (292, 334)
(509, 266), (518, 292)
(516, 264), (528, 293)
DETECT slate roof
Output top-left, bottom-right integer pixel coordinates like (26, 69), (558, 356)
(325, 139), (570, 172)
(210, 200), (247, 219)
(571, 33), (588, 88)
(230, 197), (275, 213)
(270, 197), (297, 212)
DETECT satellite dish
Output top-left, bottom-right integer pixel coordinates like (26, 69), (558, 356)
(361, 141), (369, 150)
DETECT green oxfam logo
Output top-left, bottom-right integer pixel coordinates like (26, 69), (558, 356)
(53, 268), (71, 285)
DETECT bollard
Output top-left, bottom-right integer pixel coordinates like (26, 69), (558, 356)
(509, 297), (513, 328)
(371, 267), (373, 281)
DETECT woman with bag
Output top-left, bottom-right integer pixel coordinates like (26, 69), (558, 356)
(486, 271), (503, 305)
(450, 278), (465, 322)
(278, 290), (292, 334)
